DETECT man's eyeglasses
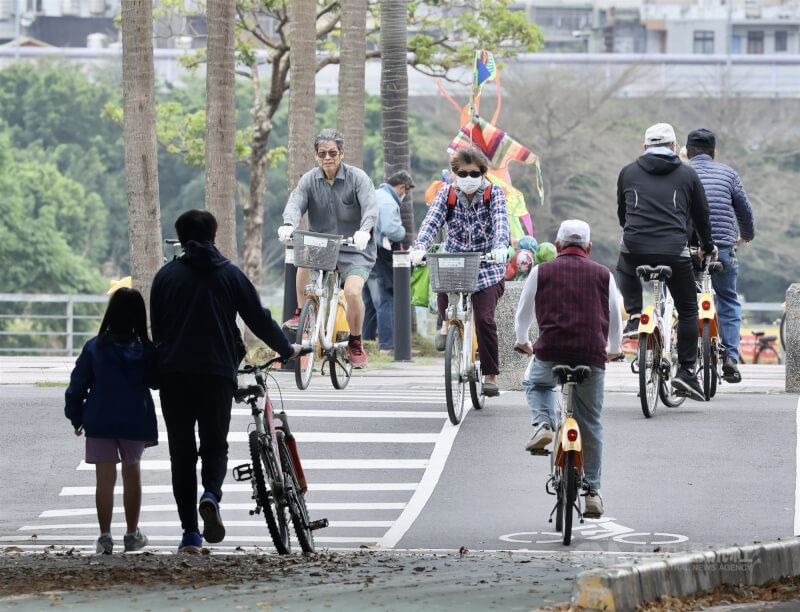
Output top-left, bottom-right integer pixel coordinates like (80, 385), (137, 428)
(456, 170), (482, 178)
(316, 150), (340, 159)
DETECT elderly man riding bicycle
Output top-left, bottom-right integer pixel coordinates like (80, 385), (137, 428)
(514, 219), (623, 517)
(279, 128), (378, 369)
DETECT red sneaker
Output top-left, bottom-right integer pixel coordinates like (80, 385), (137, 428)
(283, 309), (301, 330)
(347, 339), (367, 369)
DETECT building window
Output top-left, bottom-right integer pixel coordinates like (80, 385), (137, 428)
(775, 30), (788, 52)
(747, 31), (764, 54)
(693, 31), (714, 54)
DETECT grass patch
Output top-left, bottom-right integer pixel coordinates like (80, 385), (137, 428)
(35, 382), (68, 388)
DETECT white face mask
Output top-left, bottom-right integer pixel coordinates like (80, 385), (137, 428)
(457, 175), (482, 195)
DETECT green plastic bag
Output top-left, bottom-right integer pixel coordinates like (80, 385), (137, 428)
(410, 264), (430, 308)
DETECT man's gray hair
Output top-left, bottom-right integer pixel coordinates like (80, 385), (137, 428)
(315, 128), (345, 152)
(560, 240), (589, 251)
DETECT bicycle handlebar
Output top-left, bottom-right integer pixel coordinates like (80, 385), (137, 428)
(419, 253), (493, 265)
(238, 346), (312, 375)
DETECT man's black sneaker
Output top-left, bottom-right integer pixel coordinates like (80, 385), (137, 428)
(722, 357), (742, 383)
(671, 368), (705, 402)
(623, 316), (640, 338)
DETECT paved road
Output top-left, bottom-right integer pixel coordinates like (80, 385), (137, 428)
(0, 358), (795, 609)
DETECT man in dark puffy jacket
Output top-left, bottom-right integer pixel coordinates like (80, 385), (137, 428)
(616, 123), (717, 401)
(687, 128), (755, 383)
(151, 210), (301, 553)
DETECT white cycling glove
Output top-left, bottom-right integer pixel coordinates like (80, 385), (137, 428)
(278, 224), (294, 243)
(490, 247), (509, 265)
(409, 249), (426, 266)
(352, 230), (371, 251)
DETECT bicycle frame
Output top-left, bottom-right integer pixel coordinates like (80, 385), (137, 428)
(445, 292), (479, 383)
(697, 266), (720, 339)
(304, 269), (349, 355)
(638, 277), (676, 374)
(554, 384), (584, 470)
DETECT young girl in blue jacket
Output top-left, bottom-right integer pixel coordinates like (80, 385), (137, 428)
(65, 287), (158, 554)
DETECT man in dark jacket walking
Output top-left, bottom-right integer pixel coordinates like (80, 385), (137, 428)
(687, 128), (755, 383)
(616, 123), (717, 401)
(151, 210), (301, 553)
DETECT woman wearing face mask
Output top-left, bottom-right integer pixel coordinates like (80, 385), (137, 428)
(409, 148), (510, 396)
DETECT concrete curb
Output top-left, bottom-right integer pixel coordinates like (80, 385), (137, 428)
(570, 538), (800, 611)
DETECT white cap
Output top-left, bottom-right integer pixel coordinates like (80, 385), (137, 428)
(556, 219), (591, 244)
(644, 123), (676, 146)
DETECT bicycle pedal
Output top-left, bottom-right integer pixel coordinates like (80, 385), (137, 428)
(583, 512), (601, 519)
(309, 518), (329, 531)
(232, 463), (253, 482)
(529, 449), (550, 456)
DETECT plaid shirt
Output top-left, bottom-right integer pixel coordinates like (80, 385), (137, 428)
(413, 181), (510, 291)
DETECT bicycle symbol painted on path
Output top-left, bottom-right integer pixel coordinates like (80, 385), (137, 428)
(499, 517), (688, 546)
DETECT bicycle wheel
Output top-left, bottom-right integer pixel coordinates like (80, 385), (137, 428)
(444, 324), (465, 425)
(638, 333), (660, 418)
(561, 451), (577, 545)
(699, 322), (711, 400)
(554, 470), (564, 533)
(277, 433), (314, 553)
(755, 345), (782, 365)
(329, 344), (353, 390)
(659, 320), (686, 408)
(248, 431), (290, 554)
(469, 359), (485, 411)
(709, 338), (719, 398)
(295, 300), (317, 390)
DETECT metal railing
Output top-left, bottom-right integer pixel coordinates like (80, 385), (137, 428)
(0, 293), (108, 356)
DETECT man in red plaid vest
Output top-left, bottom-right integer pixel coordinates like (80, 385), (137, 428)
(514, 219), (622, 517)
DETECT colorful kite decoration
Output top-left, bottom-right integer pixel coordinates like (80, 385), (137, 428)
(432, 49), (544, 240)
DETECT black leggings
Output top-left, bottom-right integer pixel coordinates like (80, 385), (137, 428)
(159, 373), (235, 533)
(616, 253), (698, 368)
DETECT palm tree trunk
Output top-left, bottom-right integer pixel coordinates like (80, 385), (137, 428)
(205, 0), (237, 261)
(380, 0), (413, 246)
(337, 0), (367, 167)
(288, 0), (316, 191)
(121, 0), (163, 310)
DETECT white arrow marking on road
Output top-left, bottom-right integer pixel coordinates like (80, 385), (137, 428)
(76, 459), (429, 471)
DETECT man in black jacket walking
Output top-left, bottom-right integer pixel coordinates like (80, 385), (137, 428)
(616, 123), (717, 401)
(151, 210), (301, 553)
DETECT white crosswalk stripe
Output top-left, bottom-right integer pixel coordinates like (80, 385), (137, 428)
(12, 382), (458, 552)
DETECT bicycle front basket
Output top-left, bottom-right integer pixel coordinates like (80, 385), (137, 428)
(427, 252), (481, 293)
(293, 230), (343, 271)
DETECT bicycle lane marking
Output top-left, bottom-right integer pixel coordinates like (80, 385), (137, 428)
(499, 517), (689, 546)
(376, 411), (468, 549)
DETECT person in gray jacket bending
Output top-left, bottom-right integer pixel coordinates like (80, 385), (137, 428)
(278, 129), (378, 368)
(686, 128), (756, 383)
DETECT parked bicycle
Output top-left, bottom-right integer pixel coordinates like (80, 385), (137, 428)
(425, 252), (490, 425)
(231, 350), (328, 553)
(742, 330), (783, 364)
(528, 364), (597, 546)
(289, 231), (354, 390)
(695, 256), (726, 399)
(633, 265), (685, 418)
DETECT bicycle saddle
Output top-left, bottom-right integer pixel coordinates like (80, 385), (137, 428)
(233, 385), (264, 403)
(752, 330), (765, 337)
(551, 365), (591, 385)
(760, 335), (777, 344)
(636, 265), (672, 281)
(707, 262), (724, 275)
